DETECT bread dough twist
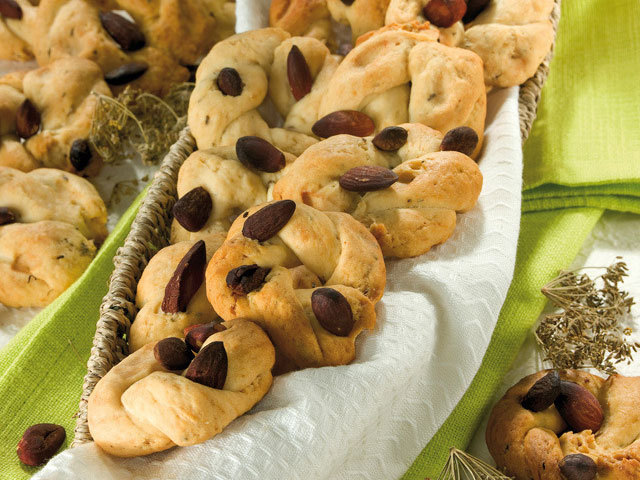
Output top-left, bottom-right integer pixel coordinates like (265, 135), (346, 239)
(89, 319), (275, 457)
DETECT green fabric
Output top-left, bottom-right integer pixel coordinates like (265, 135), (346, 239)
(404, 0), (640, 476)
(0, 187), (147, 479)
(402, 208), (603, 479)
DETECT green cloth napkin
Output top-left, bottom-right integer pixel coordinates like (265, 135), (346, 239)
(404, 0), (640, 476)
(0, 188), (147, 479)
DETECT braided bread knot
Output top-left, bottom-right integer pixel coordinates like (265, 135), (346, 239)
(206, 200), (386, 373)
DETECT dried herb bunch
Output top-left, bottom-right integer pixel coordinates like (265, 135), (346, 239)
(90, 83), (194, 165)
(435, 448), (512, 479)
(536, 259), (638, 374)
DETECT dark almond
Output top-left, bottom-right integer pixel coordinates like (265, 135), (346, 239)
(0, 0), (22, 19)
(236, 136), (286, 173)
(339, 165), (398, 192)
(312, 110), (375, 138)
(441, 126), (479, 157)
(521, 371), (561, 412)
(340, 0), (355, 4)
(463, 0), (490, 23)
(104, 62), (148, 86)
(217, 67), (243, 96)
(153, 337), (194, 370)
(17, 423), (66, 467)
(184, 322), (226, 337)
(69, 139), (92, 171)
(161, 240), (206, 313)
(372, 126), (408, 151)
(185, 322), (226, 353)
(185, 341), (227, 389)
(287, 45), (312, 101)
(0, 206), (17, 225)
(226, 264), (270, 295)
(99, 11), (145, 51)
(311, 288), (354, 337)
(173, 186), (212, 232)
(559, 454), (597, 480)
(16, 99), (40, 139)
(423, 0), (467, 28)
(242, 200), (296, 242)
(555, 381), (604, 433)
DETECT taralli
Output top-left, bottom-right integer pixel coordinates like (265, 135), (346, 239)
(33, 0), (190, 95)
(0, 166), (106, 307)
(129, 235), (226, 352)
(269, 0), (391, 48)
(0, 0), (38, 61)
(487, 369), (640, 479)
(464, 0), (555, 87)
(188, 28), (339, 149)
(318, 24), (486, 157)
(0, 57), (111, 174)
(170, 141), (304, 243)
(88, 319), (276, 457)
(273, 124), (482, 258)
(206, 200), (385, 373)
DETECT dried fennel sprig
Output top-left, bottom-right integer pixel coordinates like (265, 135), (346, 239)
(89, 83), (194, 165)
(535, 259), (638, 375)
(434, 448), (512, 479)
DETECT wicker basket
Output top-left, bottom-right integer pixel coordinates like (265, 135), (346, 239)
(72, 1), (562, 446)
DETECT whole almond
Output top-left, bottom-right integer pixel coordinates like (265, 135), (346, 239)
(105, 62), (148, 85)
(173, 186), (212, 232)
(441, 126), (479, 157)
(559, 454), (597, 480)
(372, 126), (408, 151)
(17, 423), (65, 467)
(242, 200), (296, 242)
(153, 337), (194, 370)
(521, 371), (561, 412)
(99, 11), (145, 51)
(161, 240), (206, 313)
(217, 67), (243, 96)
(185, 341), (227, 389)
(184, 322), (226, 337)
(69, 139), (92, 171)
(423, 0), (467, 28)
(312, 110), (375, 138)
(463, 0), (490, 23)
(185, 322), (226, 353)
(226, 264), (270, 295)
(340, 0), (355, 4)
(0, 0), (22, 19)
(236, 136), (286, 173)
(311, 288), (354, 337)
(339, 165), (398, 192)
(287, 45), (312, 101)
(16, 99), (40, 139)
(554, 381), (604, 433)
(0, 206), (17, 225)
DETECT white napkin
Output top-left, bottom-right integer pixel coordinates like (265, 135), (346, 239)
(36, 2), (523, 477)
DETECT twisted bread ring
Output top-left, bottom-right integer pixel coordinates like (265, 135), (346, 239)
(318, 24), (486, 157)
(206, 201), (385, 372)
(188, 28), (339, 149)
(487, 369), (640, 479)
(273, 124), (482, 258)
(89, 319), (275, 457)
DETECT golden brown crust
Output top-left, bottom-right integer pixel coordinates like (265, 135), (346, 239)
(206, 201), (385, 372)
(89, 319), (275, 457)
(487, 370), (640, 479)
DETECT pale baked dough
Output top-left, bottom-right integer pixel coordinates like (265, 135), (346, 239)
(0, 0), (39, 61)
(129, 235), (226, 352)
(487, 369), (640, 479)
(273, 124), (482, 258)
(88, 319), (275, 457)
(206, 201), (385, 372)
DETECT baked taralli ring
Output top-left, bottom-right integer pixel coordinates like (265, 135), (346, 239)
(88, 319), (276, 457)
(487, 369), (640, 479)
(206, 200), (385, 373)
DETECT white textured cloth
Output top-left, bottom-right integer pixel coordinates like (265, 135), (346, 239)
(35, 2), (523, 478)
